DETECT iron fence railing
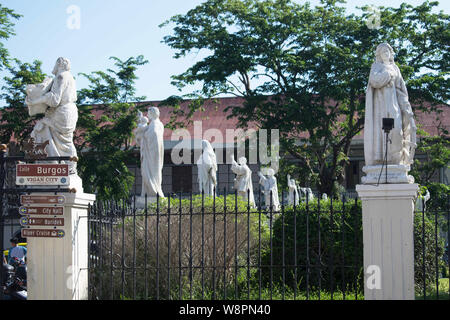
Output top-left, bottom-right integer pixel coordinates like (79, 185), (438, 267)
(88, 190), (365, 300)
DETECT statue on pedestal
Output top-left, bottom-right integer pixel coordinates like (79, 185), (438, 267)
(135, 107), (165, 202)
(287, 174), (299, 206)
(362, 43), (417, 184)
(196, 140), (217, 196)
(25, 57), (82, 191)
(258, 169), (280, 211)
(231, 155), (255, 207)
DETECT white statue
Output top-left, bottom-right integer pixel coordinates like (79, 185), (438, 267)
(287, 174), (299, 206)
(322, 193), (328, 200)
(197, 140), (217, 196)
(135, 107), (165, 201)
(415, 189), (431, 212)
(300, 187), (315, 203)
(258, 169), (280, 211)
(26, 77), (53, 116)
(25, 57), (82, 190)
(362, 43), (417, 184)
(231, 156), (255, 207)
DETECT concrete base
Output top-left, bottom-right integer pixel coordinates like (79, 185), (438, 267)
(356, 183), (418, 300)
(135, 195), (163, 208)
(26, 192), (95, 300)
(361, 164), (415, 184)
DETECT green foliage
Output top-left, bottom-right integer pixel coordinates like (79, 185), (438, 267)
(411, 135), (450, 185)
(0, 4), (21, 70)
(425, 182), (450, 213)
(414, 210), (446, 293)
(0, 59), (46, 144)
(161, 0), (449, 194)
(76, 56), (149, 200)
(262, 199), (364, 293)
(92, 195), (270, 300)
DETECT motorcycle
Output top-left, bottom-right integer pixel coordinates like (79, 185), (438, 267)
(1, 257), (27, 300)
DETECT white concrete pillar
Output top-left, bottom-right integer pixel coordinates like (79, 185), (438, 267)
(26, 192), (95, 300)
(356, 183), (418, 300)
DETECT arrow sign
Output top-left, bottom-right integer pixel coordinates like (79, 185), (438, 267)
(20, 217), (64, 227)
(19, 206), (64, 216)
(21, 229), (65, 238)
(20, 217), (28, 226)
(20, 195), (65, 205)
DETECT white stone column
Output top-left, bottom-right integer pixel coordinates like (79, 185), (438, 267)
(356, 183), (418, 300)
(26, 192), (95, 300)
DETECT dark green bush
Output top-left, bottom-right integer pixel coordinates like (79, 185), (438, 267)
(263, 198), (446, 295)
(261, 199), (364, 294)
(414, 210), (446, 294)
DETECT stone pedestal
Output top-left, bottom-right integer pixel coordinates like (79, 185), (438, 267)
(26, 192), (95, 300)
(361, 164), (415, 184)
(356, 183), (418, 300)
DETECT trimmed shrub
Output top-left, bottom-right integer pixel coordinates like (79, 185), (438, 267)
(261, 198), (364, 294)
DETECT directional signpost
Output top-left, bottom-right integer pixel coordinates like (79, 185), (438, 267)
(19, 206), (64, 216)
(21, 229), (65, 238)
(20, 217), (64, 227)
(20, 195), (65, 205)
(19, 194), (66, 238)
(16, 163), (69, 186)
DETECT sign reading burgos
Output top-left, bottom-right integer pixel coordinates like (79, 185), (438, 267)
(16, 163), (69, 185)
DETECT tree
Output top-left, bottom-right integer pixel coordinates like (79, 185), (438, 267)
(0, 59), (46, 144)
(161, 0), (449, 194)
(0, 4), (21, 70)
(76, 55), (149, 200)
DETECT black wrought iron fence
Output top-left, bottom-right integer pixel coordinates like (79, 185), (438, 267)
(88, 190), (365, 300)
(414, 195), (450, 300)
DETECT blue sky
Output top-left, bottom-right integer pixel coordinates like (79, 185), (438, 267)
(1, 0), (449, 103)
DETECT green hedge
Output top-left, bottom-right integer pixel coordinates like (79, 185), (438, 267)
(262, 198), (446, 295)
(260, 199), (364, 293)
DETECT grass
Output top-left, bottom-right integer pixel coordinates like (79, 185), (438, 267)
(416, 278), (450, 300)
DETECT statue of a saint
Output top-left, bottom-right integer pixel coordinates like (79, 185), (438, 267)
(196, 140), (217, 196)
(25, 57), (82, 190)
(135, 107), (165, 201)
(258, 169), (280, 211)
(362, 43), (417, 184)
(231, 156), (255, 207)
(287, 174), (299, 206)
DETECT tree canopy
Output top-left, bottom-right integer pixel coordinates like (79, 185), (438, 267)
(161, 0), (449, 194)
(0, 4), (21, 71)
(76, 55), (149, 200)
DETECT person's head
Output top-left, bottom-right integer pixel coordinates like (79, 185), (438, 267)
(147, 106), (160, 120)
(375, 43), (395, 64)
(10, 238), (19, 247)
(238, 157), (247, 165)
(52, 57), (71, 75)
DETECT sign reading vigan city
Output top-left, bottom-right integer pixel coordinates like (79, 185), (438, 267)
(16, 163), (69, 186)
